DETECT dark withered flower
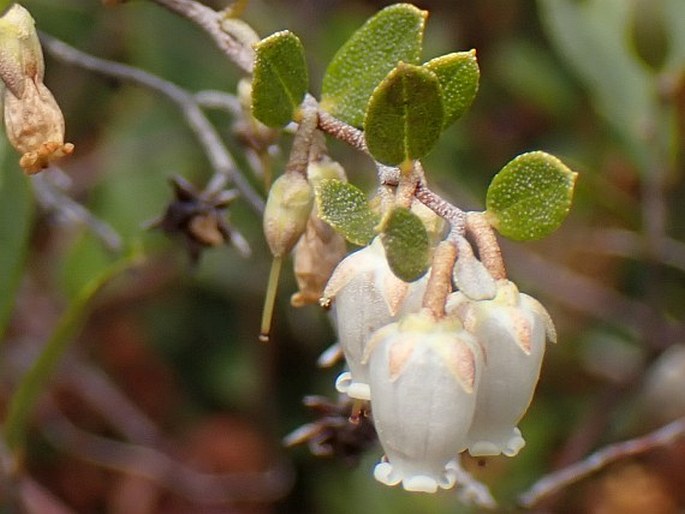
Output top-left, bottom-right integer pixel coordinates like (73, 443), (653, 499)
(283, 395), (377, 466)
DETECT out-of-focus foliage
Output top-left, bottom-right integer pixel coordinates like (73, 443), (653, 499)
(0, 1), (684, 513)
(0, 137), (32, 341)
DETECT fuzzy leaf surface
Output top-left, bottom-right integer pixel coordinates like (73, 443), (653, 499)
(321, 3), (426, 127)
(486, 151), (577, 241)
(380, 206), (430, 282)
(364, 62), (443, 165)
(424, 50), (479, 127)
(252, 30), (308, 127)
(316, 179), (378, 246)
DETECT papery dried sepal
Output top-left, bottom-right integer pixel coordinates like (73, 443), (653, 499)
(0, 4), (73, 174)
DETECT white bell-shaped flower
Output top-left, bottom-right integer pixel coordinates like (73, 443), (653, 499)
(365, 310), (481, 493)
(322, 237), (426, 400)
(447, 280), (556, 457)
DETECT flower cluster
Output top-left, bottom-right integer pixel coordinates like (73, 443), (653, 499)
(322, 239), (556, 493)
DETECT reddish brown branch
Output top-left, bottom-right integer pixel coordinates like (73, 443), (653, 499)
(519, 417), (685, 508)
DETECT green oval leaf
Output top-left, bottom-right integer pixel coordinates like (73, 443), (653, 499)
(486, 151), (578, 241)
(424, 50), (480, 128)
(252, 30), (308, 127)
(380, 206), (430, 282)
(364, 62), (443, 166)
(315, 179), (378, 246)
(321, 3), (427, 128)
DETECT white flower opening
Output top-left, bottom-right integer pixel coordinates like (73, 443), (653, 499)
(447, 280), (556, 457)
(364, 310), (482, 492)
(323, 237), (426, 400)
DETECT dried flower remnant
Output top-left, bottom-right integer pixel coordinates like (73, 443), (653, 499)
(291, 158), (348, 307)
(291, 214), (347, 307)
(283, 395), (377, 465)
(150, 175), (239, 263)
(0, 4), (73, 174)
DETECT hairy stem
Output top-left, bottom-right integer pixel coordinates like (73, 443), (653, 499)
(465, 211), (506, 280)
(422, 241), (458, 318)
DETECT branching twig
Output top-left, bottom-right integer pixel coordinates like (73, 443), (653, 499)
(317, 110), (367, 153)
(194, 89), (242, 116)
(39, 32), (265, 214)
(519, 416), (685, 508)
(149, 0), (254, 74)
(32, 170), (123, 253)
(59, 358), (162, 446)
(19, 477), (78, 514)
(505, 243), (685, 346)
(583, 228), (685, 273)
(415, 181), (466, 233)
(43, 410), (294, 504)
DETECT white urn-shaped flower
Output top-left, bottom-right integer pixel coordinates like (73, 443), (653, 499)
(447, 280), (556, 457)
(365, 309), (482, 493)
(322, 237), (426, 400)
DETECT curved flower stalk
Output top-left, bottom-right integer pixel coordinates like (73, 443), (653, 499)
(447, 280), (556, 457)
(364, 309), (482, 493)
(321, 237), (427, 400)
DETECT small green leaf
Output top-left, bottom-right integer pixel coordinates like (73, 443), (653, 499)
(321, 3), (427, 127)
(364, 62), (443, 165)
(486, 151), (577, 241)
(424, 50), (480, 127)
(0, 141), (33, 345)
(315, 179), (378, 246)
(252, 30), (308, 127)
(380, 206), (430, 282)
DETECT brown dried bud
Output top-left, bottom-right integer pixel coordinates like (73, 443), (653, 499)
(4, 80), (74, 174)
(290, 157), (348, 306)
(291, 213), (347, 307)
(0, 4), (74, 174)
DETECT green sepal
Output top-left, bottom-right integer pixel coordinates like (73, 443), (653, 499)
(251, 30), (308, 127)
(380, 206), (430, 282)
(315, 179), (378, 246)
(364, 62), (443, 165)
(486, 151), (577, 241)
(424, 50), (479, 127)
(321, 3), (427, 128)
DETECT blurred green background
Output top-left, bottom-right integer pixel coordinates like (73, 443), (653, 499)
(1, 0), (685, 513)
